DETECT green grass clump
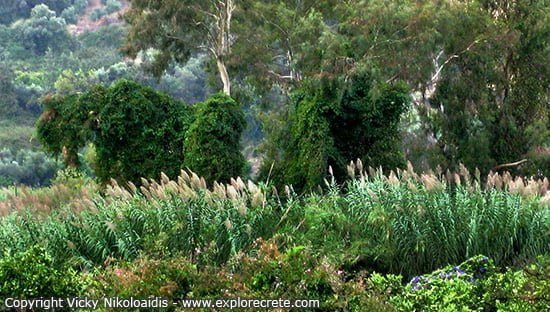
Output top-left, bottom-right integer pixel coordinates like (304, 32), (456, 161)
(0, 165), (547, 309)
(0, 165), (547, 279)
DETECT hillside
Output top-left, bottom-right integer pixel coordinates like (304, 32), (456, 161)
(68, 0), (129, 35)
(0, 0), (208, 187)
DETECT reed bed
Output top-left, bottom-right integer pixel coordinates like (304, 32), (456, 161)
(0, 164), (547, 277)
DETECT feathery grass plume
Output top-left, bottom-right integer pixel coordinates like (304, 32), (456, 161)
(251, 190), (265, 208)
(213, 182), (227, 199)
(139, 186), (152, 200)
(236, 177), (246, 191)
(454, 173), (462, 186)
(127, 181), (138, 195)
(474, 168), (481, 182)
(541, 178), (549, 195)
(227, 185), (238, 200)
(160, 172), (170, 185)
(140, 178), (149, 188)
(459, 164), (471, 186)
(347, 161), (356, 179)
(407, 180), (418, 191)
(421, 173), (442, 191)
(0, 202), (8, 216)
(190, 172), (202, 190)
(177, 176), (186, 189)
(154, 186), (168, 201)
(523, 179), (540, 197)
(237, 202), (248, 216)
(165, 181), (179, 194)
(502, 172), (513, 187)
(247, 180), (259, 194)
(406, 161), (417, 179)
(356, 158), (364, 173)
(508, 177), (525, 194)
(179, 183), (197, 199)
(368, 166), (377, 178)
(387, 171), (400, 186)
(445, 169), (453, 186)
(179, 170), (191, 184)
(224, 219), (233, 230)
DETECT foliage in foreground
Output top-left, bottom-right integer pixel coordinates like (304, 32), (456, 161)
(0, 246), (86, 298)
(1, 241), (547, 311)
(0, 165), (547, 276)
(0, 165), (548, 309)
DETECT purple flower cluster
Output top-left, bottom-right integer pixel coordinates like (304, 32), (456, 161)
(409, 256), (492, 291)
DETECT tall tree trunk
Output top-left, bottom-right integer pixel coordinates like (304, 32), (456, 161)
(211, 0), (234, 96)
(217, 56), (231, 95)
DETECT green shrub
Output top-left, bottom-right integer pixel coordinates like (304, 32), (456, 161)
(192, 240), (394, 311)
(94, 80), (194, 185)
(260, 69), (410, 191)
(391, 255), (550, 312)
(37, 80), (195, 185)
(183, 93), (246, 183)
(89, 256), (196, 299)
(0, 245), (85, 297)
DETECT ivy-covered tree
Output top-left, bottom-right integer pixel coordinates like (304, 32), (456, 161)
(37, 80), (249, 186)
(93, 80), (194, 185)
(261, 69), (410, 190)
(183, 93), (246, 183)
(36, 86), (103, 168)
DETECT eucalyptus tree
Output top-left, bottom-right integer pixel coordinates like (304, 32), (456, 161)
(426, 0), (549, 175)
(233, 0), (338, 92)
(123, 0), (236, 95)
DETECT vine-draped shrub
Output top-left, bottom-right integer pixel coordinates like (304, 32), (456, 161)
(37, 80), (247, 186)
(93, 80), (194, 185)
(260, 69), (410, 190)
(183, 93), (246, 183)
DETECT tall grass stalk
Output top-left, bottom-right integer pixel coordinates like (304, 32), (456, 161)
(0, 166), (547, 278)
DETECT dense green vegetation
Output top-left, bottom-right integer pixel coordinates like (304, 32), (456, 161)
(183, 93), (246, 183)
(0, 0), (548, 310)
(260, 70), (411, 190)
(36, 81), (247, 185)
(0, 0), (208, 186)
(0, 168), (548, 309)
